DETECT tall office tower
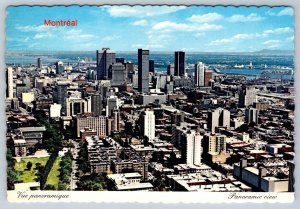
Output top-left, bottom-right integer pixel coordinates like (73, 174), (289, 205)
(194, 62), (205, 86)
(112, 108), (120, 132)
(6, 67), (14, 99)
(66, 97), (88, 116)
(140, 110), (155, 140)
(111, 63), (127, 86)
(90, 92), (103, 116)
(87, 67), (97, 81)
(149, 59), (155, 73)
(106, 95), (120, 117)
(138, 49), (150, 93)
(186, 130), (203, 166)
(55, 82), (68, 115)
(138, 49), (149, 93)
(245, 107), (259, 124)
(55, 61), (64, 74)
(37, 58), (42, 68)
(174, 51), (185, 76)
(204, 70), (213, 87)
(167, 64), (175, 76)
(208, 108), (230, 133)
(96, 48), (116, 80)
(238, 86), (258, 107)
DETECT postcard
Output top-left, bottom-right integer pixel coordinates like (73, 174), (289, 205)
(5, 5), (295, 203)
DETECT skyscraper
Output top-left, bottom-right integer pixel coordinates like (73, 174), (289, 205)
(167, 64), (175, 76)
(111, 63), (127, 86)
(6, 67), (14, 99)
(208, 108), (230, 133)
(239, 86), (258, 107)
(245, 107), (259, 124)
(149, 59), (155, 73)
(37, 58), (42, 68)
(138, 49), (149, 93)
(96, 48), (116, 80)
(55, 61), (64, 74)
(174, 51), (185, 76)
(204, 70), (213, 87)
(186, 130), (203, 166)
(90, 92), (103, 116)
(194, 62), (205, 86)
(140, 110), (155, 140)
(55, 81), (68, 115)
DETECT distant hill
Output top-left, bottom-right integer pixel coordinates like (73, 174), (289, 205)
(253, 49), (294, 55)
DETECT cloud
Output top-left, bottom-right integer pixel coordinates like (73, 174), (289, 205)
(263, 40), (282, 49)
(131, 43), (165, 49)
(33, 33), (53, 39)
(277, 8), (294, 16)
(195, 32), (205, 38)
(6, 37), (30, 43)
(286, 35), (294, 42)
(228, 13), (264, 22)
(209, 33), (256, 46)
(152, 21), (222, 32)
(263, 27), (292, 35)
(106, 6), (185, 17)
(63, 29), (96, 40)
(187, 13), (223, 23)
(266, 8), (294, 16)
(101, 35), (120, 41)
(209, 38), (233, 46)
(131, 19), (148, 26)
(15, 24), (48, 32)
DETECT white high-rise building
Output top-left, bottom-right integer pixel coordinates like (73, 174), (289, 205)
(140, 110), (155, 140)
(186, 130), (203, 166)
(194, 62), (205, 87)
(209, 108), (230, 133)
(239, 86), (258, 107)
(6, 67), (14, 99)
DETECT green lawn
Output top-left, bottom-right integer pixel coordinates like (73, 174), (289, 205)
(45, 157), (61, 189)
(14, 157), (49, 183)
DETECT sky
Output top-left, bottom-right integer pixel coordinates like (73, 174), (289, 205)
(6, 6), (294, 52)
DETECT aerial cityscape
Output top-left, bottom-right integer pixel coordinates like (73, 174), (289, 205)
(6, 6), (294, 193)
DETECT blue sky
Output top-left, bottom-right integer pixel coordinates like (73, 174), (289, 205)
(6, 6), (294, 52)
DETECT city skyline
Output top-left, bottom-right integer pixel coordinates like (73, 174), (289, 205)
(6, 6), (294, 52)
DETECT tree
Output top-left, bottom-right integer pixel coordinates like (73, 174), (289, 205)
(26, 161), (33, 170)
(76, 173), (107, 191)
(44, 184), (56, 190)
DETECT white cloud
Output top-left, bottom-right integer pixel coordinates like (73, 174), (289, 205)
(63, 29), (96, 40)
(152, 21), (222, 32)
(263, 27), (292, 35)
(209, 33), (256, 46)
(187, 13), (223, 23)
(131, 19), (148, 26)
(6, 37), (30, 43)
(263, 41), (282, 48)
(228, 13), (264, 22)
(15, 24), (48, 32)
(33, 33), (53, 39)
(195, 32), (205, 38)
(266, 8), (294, 16)
(106, 6), (185, 17)
(209, 38), (233, 46)
(131, 43), (164, 49)
(277, 8), (293, 16)
(286, 35), (294, 42)
(102, 35), (120, 41)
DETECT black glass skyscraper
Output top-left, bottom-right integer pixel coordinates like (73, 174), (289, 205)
(149, 59), (155, 73)
(138, 49), (149, 93)
(174, 51), (185, 76)
(96, 48), (116, 80)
